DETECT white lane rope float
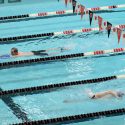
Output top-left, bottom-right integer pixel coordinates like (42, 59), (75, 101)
(83, 48), (125, 56)
(29, 4), (125, 18)
(0, 4), (125, 21)
(0, 24), (125, 43)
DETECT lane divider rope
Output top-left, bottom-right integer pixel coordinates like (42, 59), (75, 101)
(0, 4), (125, 21)
(0, 24), (125, 43)
(0, 47), (125, 69)
(12, 108), (125, 125)
(1, 74), (125, 97)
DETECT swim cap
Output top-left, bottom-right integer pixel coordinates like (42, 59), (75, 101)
(11, 48), (18, 56)
(117, 91), (124, 97)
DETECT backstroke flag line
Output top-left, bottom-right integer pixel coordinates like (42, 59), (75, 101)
(98, 16), (103, 31)
(65, 0), (68, 6)
(72, 0), (77, 13)
(89, 10), (93, 26)
(117, 28), (122, 44)
(60, 0), (124, 43)
(107, 22), (112, 38)
(80, 5), (85, 20)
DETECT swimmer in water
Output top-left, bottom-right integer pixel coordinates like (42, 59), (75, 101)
(87, 89), (125, 99)
(10, 47), (71, 57)
(63, 89), (124, 103)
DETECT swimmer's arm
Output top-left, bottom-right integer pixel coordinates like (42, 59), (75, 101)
(94, 91), (118, 98)
(62, 47), (72, 50)
(46, 47), (72, 52)
(48, 52), (60, 56)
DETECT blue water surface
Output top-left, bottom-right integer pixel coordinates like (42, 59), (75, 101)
(0, 0), (125, 125)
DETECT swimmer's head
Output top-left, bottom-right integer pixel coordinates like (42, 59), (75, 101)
(84, 89), (94, 98)
(117, 91), (125, 98)
(11, 48), (18, 56)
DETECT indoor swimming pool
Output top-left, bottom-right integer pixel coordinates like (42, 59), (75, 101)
(0, 0), (125, 124)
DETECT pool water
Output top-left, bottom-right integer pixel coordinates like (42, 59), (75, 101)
(0, 0), (125, 124)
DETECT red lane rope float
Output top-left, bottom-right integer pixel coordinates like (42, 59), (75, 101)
(0, 75), (118, 97)
(94, 50), (104, 55)
(0, 4), (125, 22)
(38, 12), (47, 17)
(0, 47), (125, 69)
(114, 48), (124, 52)
(0, 24), (125, 43)
(12, 108), (125, 125)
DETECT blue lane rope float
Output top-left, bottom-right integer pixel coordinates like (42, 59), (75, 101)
(3, 74), (125, 97)
(12, 108), (125, 125)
